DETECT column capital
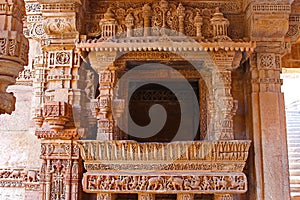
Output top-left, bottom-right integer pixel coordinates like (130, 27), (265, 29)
(245, 1), (291, 42)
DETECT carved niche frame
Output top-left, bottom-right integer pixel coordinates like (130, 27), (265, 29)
(107, 50), (212, 141)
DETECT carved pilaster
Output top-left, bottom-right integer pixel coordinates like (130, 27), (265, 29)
(177, 194), (194, 200)
(95, 68), (117, 140)
(97, 193), (116, 200)
(209, 69), (237, 140)
(138, 193), (155, 200)
(34, 101), (83, 200)
(214, 194), (233, 200)
(208, 50), (240, 140)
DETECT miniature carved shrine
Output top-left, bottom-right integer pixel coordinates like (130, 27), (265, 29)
(0, 0), (297, 200)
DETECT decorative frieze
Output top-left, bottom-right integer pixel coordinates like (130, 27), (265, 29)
(0, 168), (40, 188)
(83, 173), (247, 194)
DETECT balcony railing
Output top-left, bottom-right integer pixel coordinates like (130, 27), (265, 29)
(78, 140), (251, 194)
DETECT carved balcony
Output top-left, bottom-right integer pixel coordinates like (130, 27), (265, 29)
(78, 140), (251, 195)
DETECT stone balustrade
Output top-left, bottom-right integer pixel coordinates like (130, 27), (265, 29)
(78, 140), (251, 195)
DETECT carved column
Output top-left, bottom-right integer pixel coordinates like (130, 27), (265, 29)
(34, 0), (87, 200)
(177, 194), (194, 200)
(246, 1), (291, 199)
(89, 51), (118, 140)
(0, 0), (29, 114)
(210, 68), (237, 140)
(138, 193), (155, 200)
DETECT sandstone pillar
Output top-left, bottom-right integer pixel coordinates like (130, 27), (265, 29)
(89, 51), (120, 140)
(246, 1), (291, 199)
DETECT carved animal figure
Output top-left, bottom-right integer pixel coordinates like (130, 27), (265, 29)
(8, 170), (21, 179)
(0, 169), (10, 178)
(148, 176), (164, 190)
(213, 176), (227, 190)
(183, 178), (192, 190)
(167, 176), (184, 190)
(21, 170), (39, 182)
(228, 176), (240, 190)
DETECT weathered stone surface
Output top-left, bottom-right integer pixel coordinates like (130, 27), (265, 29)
(0, 85), (40, 168)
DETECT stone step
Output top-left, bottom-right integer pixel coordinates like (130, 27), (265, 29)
(289, 163), (300, 170)
(292, 193), (300, 200)
(289, 157), (300, 163)
(288, 153), (300, 159)
(288, 136), (300, 139)
(288, 143), (300, 148)
(290, 184), (300, 192)
(287, 125), (300, 127)
(290, 177), (300, 184)
(288, 147), (300, 153)
(287, 130), (300, 132)
(288, 137), (300, 144)
(289, 170), (300, 176)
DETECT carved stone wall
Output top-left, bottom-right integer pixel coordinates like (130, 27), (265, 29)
(0, 0), (297, 200)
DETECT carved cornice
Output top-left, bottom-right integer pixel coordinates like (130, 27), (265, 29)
(78, 39), (255, 53)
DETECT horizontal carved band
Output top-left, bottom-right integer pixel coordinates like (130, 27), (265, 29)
(83, 172), (247, 194)
(78, 39), (255, 53)
(0, 30), (29, 65)
(0, 168), (40, 188)
(79, 140), (251, 171)
(84, 162), (246, 172)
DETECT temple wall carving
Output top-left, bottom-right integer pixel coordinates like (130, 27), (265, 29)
(0, 0), (297, 199)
